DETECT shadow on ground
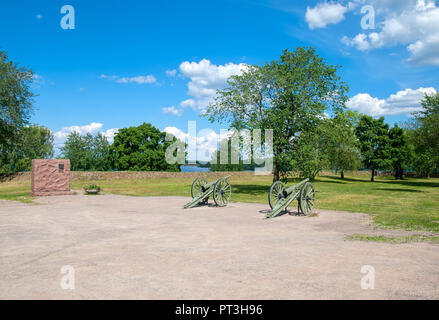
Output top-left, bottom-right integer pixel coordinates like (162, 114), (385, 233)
(325, 176), (439, 189)
(372, 188), (423, 193)
(232, 184), (268, 196)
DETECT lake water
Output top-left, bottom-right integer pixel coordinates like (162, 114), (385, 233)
(180, 165), (210, 172)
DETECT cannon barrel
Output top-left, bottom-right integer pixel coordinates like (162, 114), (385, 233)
(284, 178), (309, 194)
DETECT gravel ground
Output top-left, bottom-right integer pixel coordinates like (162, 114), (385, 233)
(0, 194), (438, 299)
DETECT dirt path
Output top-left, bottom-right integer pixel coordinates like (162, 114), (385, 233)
(0, 194), (438, 299)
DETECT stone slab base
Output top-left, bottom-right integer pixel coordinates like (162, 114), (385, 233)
(31, 191), (75, 197)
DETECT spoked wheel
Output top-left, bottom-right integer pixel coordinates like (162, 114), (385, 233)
(268, 181), (286, 209)
(299, 182), (315, 216)
(191, 177), (209, 204)
(213, 179), (231, 207)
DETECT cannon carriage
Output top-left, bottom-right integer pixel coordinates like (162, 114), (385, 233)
(183, 176), (232, 209)
(265, 178), (315, 219)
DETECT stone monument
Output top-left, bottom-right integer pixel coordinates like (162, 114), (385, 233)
(31, 159), (74, 196)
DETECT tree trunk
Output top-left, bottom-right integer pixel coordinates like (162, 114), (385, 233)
(341, 170), (344, 179)
(398, 167), (404, 180)
(273, 160), (280, 182)
(371, 168), (375, 182)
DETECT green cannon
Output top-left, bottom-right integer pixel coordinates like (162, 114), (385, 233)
(183, 176), (232, 209)
(265, 178), (315, 219)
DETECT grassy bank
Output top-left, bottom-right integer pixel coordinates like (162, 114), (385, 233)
(0, 180), (34, 203)
(346, 234), (439, 244)
(1, 174), (439, 232)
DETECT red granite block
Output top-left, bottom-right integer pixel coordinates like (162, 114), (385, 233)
(31, 159), (74, 196)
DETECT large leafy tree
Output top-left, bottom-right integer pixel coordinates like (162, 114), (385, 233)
(93, 133), (113, 171)
(111, 123), (180, 171)
(0, 50), (34, 147)
(355, 115), (391, 182)
(407, 92), (439, 177)
(204, 47), (348, 181)
(0, 49), (36, 173)
(0, 124), (54, 173)
(60, 132), (87, 171)
(290, 111), (361, 180)
(388, 125), (412, 180)
(325, 110), (361, 179)
(60, 132), (112, 171)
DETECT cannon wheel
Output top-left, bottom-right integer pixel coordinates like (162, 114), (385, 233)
(213, 178), (231, 207)
(268, 181), (286, 209)
(299, 182), (315, 216)
(191, 177), (209, 204)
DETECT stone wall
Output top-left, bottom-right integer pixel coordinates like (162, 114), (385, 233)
(1, 169), (430, 183)
(70, 171), (257, 181)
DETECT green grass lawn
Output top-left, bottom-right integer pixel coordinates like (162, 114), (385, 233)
(1, 174), (439, 232)
(346, 234), (439, 244)
(0, 180), (34, 204)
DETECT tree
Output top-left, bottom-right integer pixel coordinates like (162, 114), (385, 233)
(0, 49), (36, 173)
(388, 125), (411, 180)
(93, 133), (113, 171)
(210, 136), (245, 172)
(0, 124), (54, 173)
(406, 92), (439, 177)
(60, 132), (112, 171)
(288, 120), (330, 180)
(0, 50), (34, 148)
(355, 115), (391, 182)
(18, 125), (54, 171)
(111, 123), (180, 171)
(204, 47), (348, 182)
(60, 132), (86, 171)
(287, 111), (361, 180)
(325, 110), (361, 179)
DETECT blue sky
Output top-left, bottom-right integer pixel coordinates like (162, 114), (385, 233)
(1, 0), (438, 157)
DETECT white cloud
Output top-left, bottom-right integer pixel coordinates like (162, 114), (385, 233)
(103, 128), (119, 143)
(341, 0), (439, 65)
(177, 59), (247, 113)
(305, 2), (349, 29)
(100, 74), (156, 84)
(117, 75), (156, 84)
(164, 126), (232, 161)
(342, 33), (371, 51)
(31, 74), (45, 88)
(346, 87), (437, 116)
(100, 74), (118, 80)
(54, 122), (119, 148)
(36, 14), (42, 19)
(407, 34), (439, 65)
(165, 69), (177, 77)
(367, 0), (418, 13)
(180, 99), (195, 108)
(54, 122), (103, 143)
(162, 106), (184, 117)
